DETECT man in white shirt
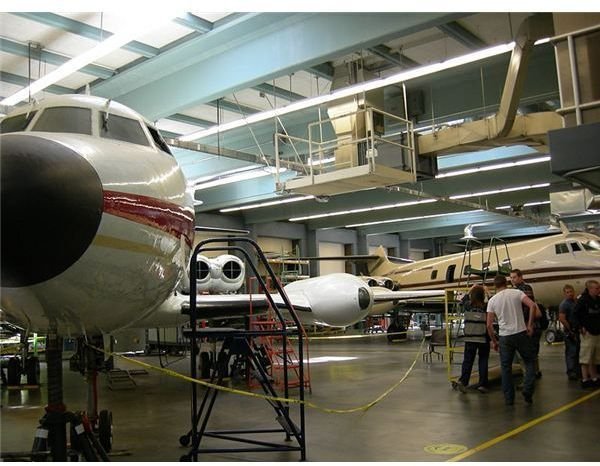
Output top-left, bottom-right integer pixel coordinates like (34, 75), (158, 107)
(486, 275), (539, 406)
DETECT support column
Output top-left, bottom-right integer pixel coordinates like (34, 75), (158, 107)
(44, 331), (67, 461)
(306, 227), (319, 277)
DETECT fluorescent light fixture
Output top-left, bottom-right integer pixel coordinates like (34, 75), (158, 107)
(194, 166), (284, 191)
(180, 42), (516, 142)
(495, 200), (551, 210)
(346, 209), (483, 228)
(289, 199), (437, 222)
(449, 183), (550, 200)
(1, 14), (177, 107)
(436, 156), (551, 178)
(220, 195), (314, 213)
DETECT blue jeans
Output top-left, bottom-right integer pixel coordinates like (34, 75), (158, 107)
(565, 333), (580, 376)
(459, 341), (490, 387)
(499, 331), (536, 403)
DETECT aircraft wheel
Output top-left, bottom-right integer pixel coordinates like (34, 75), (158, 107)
(179, 434), (191, 446)
(7, 357), (21, 385)
(98, 409), (113, 453)
(25, 356), (41, 385)
(545, 330), (556, 344)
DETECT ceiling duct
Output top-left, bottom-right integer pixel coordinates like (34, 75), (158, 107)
(550, 188), (600, 215)
(327, 61), (384, 169)
(418, 13), (561, 157)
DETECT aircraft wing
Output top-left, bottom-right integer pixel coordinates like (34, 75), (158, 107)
(371, 287), (446, 302)
(180, 292), (314, 319)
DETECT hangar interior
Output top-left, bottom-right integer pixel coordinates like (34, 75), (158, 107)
(1, 9), (600, 463)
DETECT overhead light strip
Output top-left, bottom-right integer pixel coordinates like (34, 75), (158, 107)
(1, 14), (178, 107)
(289, 198), (437, 222)
(346, 209), (483, 228)
(436, 156), (551, 178)
(495, 200), (551, 210)
(449, 183), (550, 200)
(220, 195), (315, 213)
(194, 167), (285, 191)
(179, 41), (519, 142)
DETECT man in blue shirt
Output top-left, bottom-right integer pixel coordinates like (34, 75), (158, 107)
(575, 280), (600, 389)
(558, 284), (580, 380)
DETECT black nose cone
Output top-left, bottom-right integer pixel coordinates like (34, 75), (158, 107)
(1, 134), (103, 287)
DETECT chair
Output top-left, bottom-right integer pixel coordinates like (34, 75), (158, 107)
(423, 329), (446, 363)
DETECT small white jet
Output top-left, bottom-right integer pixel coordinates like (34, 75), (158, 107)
(363, 230), (600, 311)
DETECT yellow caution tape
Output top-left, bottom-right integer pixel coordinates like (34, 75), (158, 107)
(89, 337), (426, 414)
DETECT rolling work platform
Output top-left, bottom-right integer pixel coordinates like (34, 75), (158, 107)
(180, 237), (306, 461)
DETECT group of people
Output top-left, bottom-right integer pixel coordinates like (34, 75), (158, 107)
(455, 272), (600, 406)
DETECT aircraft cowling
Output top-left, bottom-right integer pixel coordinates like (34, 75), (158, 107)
(283, 273), (373, 327)
(361, 276), (395, 290)
(195, 254), (245, 294)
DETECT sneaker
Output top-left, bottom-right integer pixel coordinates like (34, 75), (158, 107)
(592, 378), (600, 388)
(457, 381), (467, 394)
(476, 386), (489, 394)
(567, 372), (579, 381)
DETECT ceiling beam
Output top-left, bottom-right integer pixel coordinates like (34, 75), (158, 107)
(12, 12), (160, 58)
(367, 44), (420, 69)
(173, 13), (213, 33)
(252, 82), (307, 102)
(437, 21), (487, 50)
(0, 37), (115, 79)
(0, 70), (73, 95)
(91, 12), (462, 120)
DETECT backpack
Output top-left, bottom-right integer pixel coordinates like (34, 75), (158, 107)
(537, 304), (549, 331)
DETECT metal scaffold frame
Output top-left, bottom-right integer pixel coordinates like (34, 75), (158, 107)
(180, 237), (306, 461)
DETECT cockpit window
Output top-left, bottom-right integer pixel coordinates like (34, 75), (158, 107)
(100, 112), (150, 146)
(33, 107), (92, 135)
(570, 242), (582, 252)
(555, 243), (569, 254)
(146, 124), (172, 155)
(0, 111), (37, 133)
(582, 240), (600, 251)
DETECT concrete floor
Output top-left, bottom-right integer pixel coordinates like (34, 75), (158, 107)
(2, 334), (600, 462)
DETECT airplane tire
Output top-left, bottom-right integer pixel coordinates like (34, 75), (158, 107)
(7, 357), (21, 385)
(98, 410), (113, 453)
(25, 356), (41, 385)
(179, 434), (190, 446)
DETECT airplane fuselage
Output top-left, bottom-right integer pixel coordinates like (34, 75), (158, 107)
(1, 95), (195, 334)
(370, 233), (600, 309)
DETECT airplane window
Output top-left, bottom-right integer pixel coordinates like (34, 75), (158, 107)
(100, 112), (150, 146)
(33, 107), (91, 135)
(0, 111), (37, 133)
(146, 125), (172, 155)
(431, 270), (438, 280)
(555, 243), (569, 254)
(445, 264), (456, 283)
(570, 242), (582, 252)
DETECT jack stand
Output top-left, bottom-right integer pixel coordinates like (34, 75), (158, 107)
(28, 332), (112, 461)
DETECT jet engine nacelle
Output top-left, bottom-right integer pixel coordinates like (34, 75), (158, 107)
(361, 275), (395, 290)
(196, 254), (245, 294)
(283, 273), (373, 327)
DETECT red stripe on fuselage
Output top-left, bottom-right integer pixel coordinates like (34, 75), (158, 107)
(103, 190), (194, 247)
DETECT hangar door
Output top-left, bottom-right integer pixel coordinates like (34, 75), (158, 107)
(318, 242), (345, 275)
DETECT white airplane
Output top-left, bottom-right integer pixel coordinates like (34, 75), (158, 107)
(363, 230), (600, 311)
(1, 94), (437, 339)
